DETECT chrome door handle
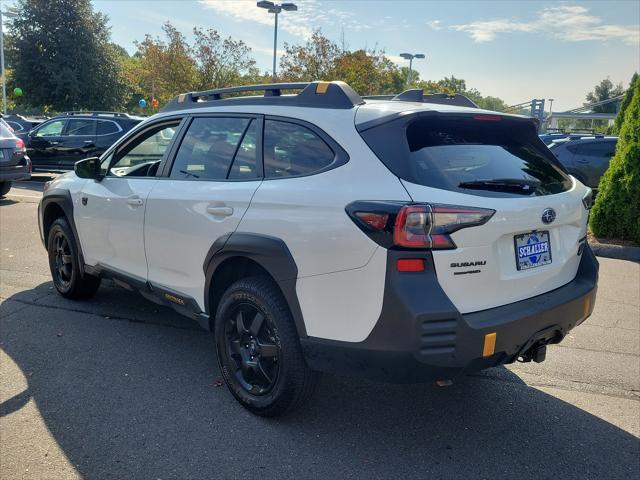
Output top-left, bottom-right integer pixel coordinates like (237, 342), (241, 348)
(206, 206), (233, 216)
(126, 196), (144, 207)
(50, 141), (60, 145)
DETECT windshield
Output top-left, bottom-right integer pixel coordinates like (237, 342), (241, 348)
(360, 114), (573, 197)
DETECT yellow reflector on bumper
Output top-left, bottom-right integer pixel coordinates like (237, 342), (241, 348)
(483, 332), (497, 357)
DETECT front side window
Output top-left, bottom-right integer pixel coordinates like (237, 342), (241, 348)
(108, 123), (178, 177)
(170, 117), (254, 180)
(263, 120), (335, 178)
(35, 120), (65, 137)
(66, 118), (96, 136)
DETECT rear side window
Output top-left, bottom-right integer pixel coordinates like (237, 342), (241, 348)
(171, 117), (254, 180)
(66, 118), (96, 136)
(96, 120), (120, 135)
(575, 141), (616, 157)
(360, 115), (573, 197)
(263, 120), (335, 178)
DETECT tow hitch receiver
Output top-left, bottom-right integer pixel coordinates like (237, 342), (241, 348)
(519, 343), (547, 363)
(517, 326), (562, 363)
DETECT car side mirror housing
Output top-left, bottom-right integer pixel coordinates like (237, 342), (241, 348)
(75, 157), (102, 180)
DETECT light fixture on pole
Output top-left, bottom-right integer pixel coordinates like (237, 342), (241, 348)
(548, 98), (554, 115)
(399, 52), (425, 88)
(1, 6), (18, 115)
(257, 1), (297, 81)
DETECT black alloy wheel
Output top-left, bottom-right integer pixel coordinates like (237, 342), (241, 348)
(47, 217), (101, 299)
(222, 303), (280, 395)
(214, 276), (319, 416)
(52, 230), (73, 289)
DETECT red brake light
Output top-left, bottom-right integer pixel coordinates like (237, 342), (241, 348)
(355, 212), (389, 230)
(473, 114), (502, 122)
(346, 202), (495, 250)
(394, 204), (495, 249)
(15, 138), (26, 151)
(396, 258), (425, 272)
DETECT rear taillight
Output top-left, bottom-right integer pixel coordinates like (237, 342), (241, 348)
(15, 138), (26, 152)
(346, 201), (495, 250)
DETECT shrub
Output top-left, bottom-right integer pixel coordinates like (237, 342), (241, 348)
(590, 79), (640, 243)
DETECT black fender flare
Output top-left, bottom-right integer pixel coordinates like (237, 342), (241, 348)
(40, 188), (87, 273)
(203, 232), (307, 338)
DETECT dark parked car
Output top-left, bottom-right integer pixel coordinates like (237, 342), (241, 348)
(0, 120), (31, 197)
(26, 112), (142, 171)
(2, 114), (45, 140)
(539, 132), (599, 145)
(548, 136), (617, 188)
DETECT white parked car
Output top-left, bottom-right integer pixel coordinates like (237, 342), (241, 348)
(38, 81), (598, 416)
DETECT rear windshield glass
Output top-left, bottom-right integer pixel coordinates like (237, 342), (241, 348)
(361, 115), (572, 197)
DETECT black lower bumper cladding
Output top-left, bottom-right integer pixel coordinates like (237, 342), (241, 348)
(301, 245), (598, 383)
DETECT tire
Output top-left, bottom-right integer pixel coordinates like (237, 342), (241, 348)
(0, 181), (11, 197)
(47, 217), (101, 299)
(214, 276), (319, 417)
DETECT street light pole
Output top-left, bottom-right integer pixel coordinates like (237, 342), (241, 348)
(399, 53), (425, 89)
(548, 98), (554, 115)
(1, 8), (5, 115)
(257, 1), (298, 81)
(0, 5), (17, 115)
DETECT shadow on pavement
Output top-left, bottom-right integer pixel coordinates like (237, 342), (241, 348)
(1, 282), (638, 479)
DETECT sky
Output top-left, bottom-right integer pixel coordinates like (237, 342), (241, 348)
(8, 0), (640, 111)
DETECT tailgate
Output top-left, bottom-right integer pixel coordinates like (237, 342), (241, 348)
(403, 179), (588, 313)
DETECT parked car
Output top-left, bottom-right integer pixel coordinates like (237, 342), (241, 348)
(2, 114), (45, 140)
(539, 132), (600, 145)
(26, 112), (143, 171)
(0, 120), (31, 197)
(38, 82), (598, 416)
(548, 136), (618, 188)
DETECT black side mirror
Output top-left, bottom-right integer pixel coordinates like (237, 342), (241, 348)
(75, 157), (102, 180)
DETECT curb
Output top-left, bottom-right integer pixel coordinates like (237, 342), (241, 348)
(590, 243), (640, 262)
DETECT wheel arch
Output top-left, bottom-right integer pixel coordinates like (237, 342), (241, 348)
(41, 188), (86, 271)
(204, 233), (307, 338)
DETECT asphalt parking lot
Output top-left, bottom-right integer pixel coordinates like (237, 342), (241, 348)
(1, 176), (639, 480)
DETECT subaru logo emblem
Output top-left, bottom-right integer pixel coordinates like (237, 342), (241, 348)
(541, 208), (556, 224)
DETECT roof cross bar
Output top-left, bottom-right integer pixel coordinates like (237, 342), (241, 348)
(162, 81), (364, 112)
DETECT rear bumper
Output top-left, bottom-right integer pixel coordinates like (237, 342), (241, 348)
(301, 245), (598, 383)
(0, 163), (31, 182)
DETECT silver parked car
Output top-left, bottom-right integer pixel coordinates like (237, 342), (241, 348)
(0, 119), (31, 197)
(548, 136), (617, 189)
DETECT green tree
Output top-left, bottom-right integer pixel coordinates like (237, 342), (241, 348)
(7, 0), (126, 111)
(192, 27), (256, 89)
(279, 29), (341, 81)
(334, 49), (404, 95)
(589, 79), (640, 242)
(610, 72), (638, 134)
(585, 78), (625, 113)
(133, 23), (198, 107)
(437, 75), (467, 94)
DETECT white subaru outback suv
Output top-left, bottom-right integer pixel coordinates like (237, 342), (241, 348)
(38, 81), (598, 416)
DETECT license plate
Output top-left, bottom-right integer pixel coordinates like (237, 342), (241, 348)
(514, 231), (552, 271)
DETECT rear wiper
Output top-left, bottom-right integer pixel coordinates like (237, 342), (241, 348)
(458, 178), (541, 193)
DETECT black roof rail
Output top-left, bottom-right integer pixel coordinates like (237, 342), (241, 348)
(362, 89), (478, 108)
(162, 81), (364, 112)
(59, 111), (133, 118)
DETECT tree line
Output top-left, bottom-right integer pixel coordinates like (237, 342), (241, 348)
(3, 0), (632, 121)
(5, 0), (510, 114)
